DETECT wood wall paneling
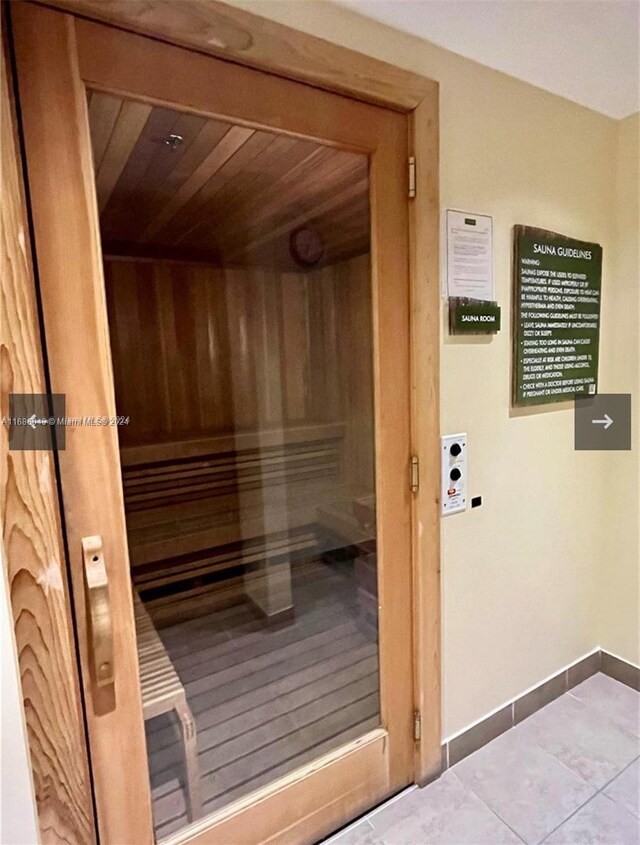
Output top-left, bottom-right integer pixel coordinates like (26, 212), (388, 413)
(104, 254), (376, 622)
(95, 99), (153, 212)
(0, 30), (96, 845)
(105, 255), (373, 462)
(335, 254), (375, 493)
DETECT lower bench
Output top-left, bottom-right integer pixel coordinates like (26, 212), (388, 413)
(133, 591), (202, 822)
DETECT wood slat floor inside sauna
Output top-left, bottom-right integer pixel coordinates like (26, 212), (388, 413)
(144, 558), (380, 839)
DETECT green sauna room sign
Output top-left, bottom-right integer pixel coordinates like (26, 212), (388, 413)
(513, 226), (603, 407)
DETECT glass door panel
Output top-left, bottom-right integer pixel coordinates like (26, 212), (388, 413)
(89, 92), (379, 839)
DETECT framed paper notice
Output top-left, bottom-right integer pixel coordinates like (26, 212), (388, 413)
(445, 210), (493, 300)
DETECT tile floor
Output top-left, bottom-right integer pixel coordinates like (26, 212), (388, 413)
(324, 673), (640, 844)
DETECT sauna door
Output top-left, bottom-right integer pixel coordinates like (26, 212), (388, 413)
(13, 4), (414, 844)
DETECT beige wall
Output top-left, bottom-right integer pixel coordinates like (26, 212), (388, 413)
(228, 0), (637, 737)
(598, 112), (640, 666)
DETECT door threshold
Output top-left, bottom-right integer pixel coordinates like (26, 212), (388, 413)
(321, 784), (418, 843)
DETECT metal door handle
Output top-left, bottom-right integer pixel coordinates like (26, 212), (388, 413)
(82, 535), (115, 687)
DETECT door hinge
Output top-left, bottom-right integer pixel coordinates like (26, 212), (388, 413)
(410, 455), (419, 493)
(413, 711), (422, 742)
(408, 156), (416, 198)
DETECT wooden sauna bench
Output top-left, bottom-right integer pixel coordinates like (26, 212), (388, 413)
(120, 423), (347, 624)
(133, 591), (201, 822)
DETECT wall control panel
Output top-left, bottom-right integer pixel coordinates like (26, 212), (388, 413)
(441, 433), (467, 515)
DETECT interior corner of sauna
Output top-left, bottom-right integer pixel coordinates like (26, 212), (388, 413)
(88, 92), (380, 832)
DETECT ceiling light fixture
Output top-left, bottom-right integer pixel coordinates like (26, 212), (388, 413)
(164, 133), (184, 150)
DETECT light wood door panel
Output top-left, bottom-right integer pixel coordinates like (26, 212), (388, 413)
(13, 4), (414, 843)
(1, 27), (95, 845)
(11, 6), (155, 843)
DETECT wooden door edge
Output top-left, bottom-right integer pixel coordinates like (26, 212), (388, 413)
(1, 15), (97, 843)
(9, 4), (154, 842)
(409, 96), (442, 786)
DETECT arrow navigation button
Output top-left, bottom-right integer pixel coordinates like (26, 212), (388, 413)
(591, 413), (613, 430)
(575, 394), (630, 451)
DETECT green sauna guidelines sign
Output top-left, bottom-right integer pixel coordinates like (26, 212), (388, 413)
(513, 226), (603, 407)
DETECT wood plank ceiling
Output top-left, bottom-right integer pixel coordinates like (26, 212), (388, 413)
(87, 92), (370, 270)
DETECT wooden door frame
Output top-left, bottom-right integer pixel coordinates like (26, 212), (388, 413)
(8, 0), (440, 841)
(1, 22), (96, 844)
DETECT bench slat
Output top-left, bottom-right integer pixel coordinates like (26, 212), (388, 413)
(134, 593), (184, 714)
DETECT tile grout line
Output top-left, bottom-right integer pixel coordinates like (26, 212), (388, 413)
(449, 769), (529, 844)
(566, 672), (640, 740)
(330, 750), (640, 844)
(447, 681), (640, 845)
(447, 770), (528, 845)
(511, 682), (640, 842)
(453, 740), (638, 845)
(327, 670), (639, 844)
(512, 679), (640, 781)
(536, 670), (640, 841)
(594, 755), (640, 802)
(444, 701), (591, 841)
(537, 754), (640, 843)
